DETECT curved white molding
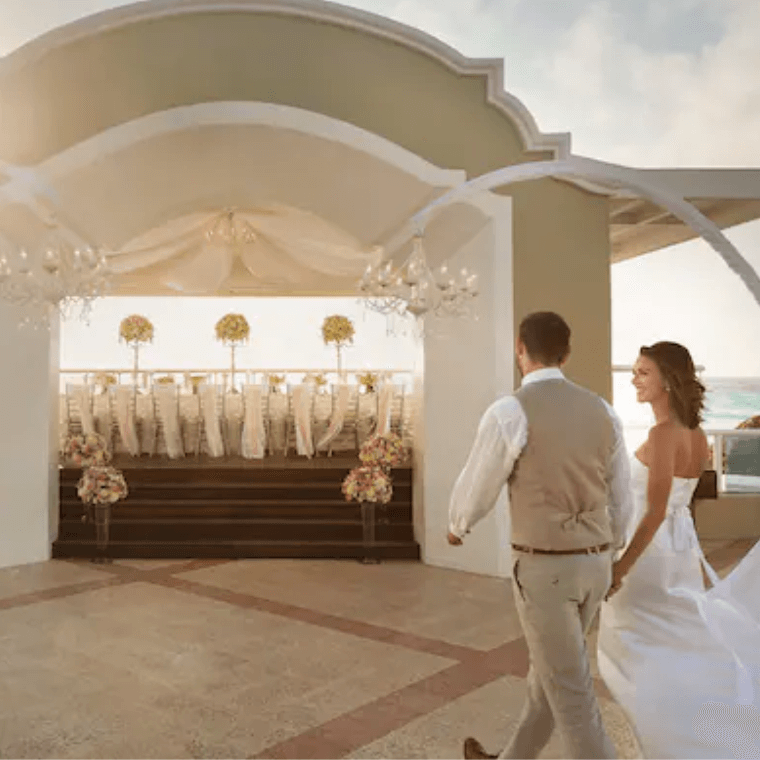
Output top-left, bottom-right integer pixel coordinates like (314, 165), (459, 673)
(0, 0), (570, 159)
(411, 155), (760, 310)
(37, 101), (465, 191)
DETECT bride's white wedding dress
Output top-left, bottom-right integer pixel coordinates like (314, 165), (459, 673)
(598, 456), (760, 759)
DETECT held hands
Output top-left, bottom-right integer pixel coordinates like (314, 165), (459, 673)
(447, 532), (463, 546)
(606, 561), (627, 599)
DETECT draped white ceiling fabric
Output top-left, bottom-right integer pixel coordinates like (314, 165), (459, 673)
(106, 206), (384, 294)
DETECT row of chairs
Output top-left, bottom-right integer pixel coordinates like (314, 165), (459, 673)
(61, 382), (412, 459)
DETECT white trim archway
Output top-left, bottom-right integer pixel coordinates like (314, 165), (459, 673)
(0, 0), (570, 160)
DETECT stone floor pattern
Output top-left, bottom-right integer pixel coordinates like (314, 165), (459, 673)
(0, 537), (755, 759)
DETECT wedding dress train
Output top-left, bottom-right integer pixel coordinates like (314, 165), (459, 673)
(598, 457), (760, 758)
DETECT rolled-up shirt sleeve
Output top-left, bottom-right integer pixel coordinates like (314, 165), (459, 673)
(603, 401), (634, 553)
(448, 398), (526, 539)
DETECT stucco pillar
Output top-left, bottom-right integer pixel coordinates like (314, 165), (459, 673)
(415, 195), (513, 577)
(0, 303), (59, 569)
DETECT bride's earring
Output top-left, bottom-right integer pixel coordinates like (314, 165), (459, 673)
(664, 384), (671, 393)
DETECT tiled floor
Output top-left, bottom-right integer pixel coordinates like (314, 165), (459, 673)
(0, 538), (755, 759)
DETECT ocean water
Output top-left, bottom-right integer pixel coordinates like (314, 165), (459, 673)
(613, 374), (760, 491)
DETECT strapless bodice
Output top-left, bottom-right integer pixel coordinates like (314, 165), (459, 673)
(629, 456), (700, 551)
(630, 455), (700, 513)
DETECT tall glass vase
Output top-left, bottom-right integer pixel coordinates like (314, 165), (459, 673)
(229, 343), (238, 393)
(360, 501), (381, 564)
(131, 342), (140, 389)
(92, 503), (112, 564)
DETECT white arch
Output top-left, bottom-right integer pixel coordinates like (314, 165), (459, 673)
(36, 101), (465, 190)
(412, 156), (760, 310)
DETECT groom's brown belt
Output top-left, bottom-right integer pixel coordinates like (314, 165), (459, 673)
(511, 543), (611, 556)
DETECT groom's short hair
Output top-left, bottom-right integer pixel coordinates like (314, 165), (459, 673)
(519, 311), (571, 365)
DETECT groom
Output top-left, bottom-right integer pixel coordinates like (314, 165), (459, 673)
(448, 311), (633, 759)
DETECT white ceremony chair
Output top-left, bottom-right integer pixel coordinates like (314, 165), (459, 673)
(66, 383), (96, 437)
(316, 383), (357, 456)
(287, 383), (315, 458)
(198, 384), (226, 458)
(153, 383), (184, 459)
(112, 384), (140, 458)
(222, 390), (245, 457)
(241, 384), (269, 459)
(266, 381), (290, 455)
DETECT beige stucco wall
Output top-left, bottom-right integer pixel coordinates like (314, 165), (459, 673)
(0, 5), (612, 399)
(511, 181), (612, 400)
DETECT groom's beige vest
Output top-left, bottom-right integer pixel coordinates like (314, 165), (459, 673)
(509, 378), (616, 551)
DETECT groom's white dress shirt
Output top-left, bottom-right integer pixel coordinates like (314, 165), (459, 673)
(448, 367), (633, 551)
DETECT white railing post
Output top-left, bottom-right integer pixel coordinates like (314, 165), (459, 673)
(712, 433), (725, 494)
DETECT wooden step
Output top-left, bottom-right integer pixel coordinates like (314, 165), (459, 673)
(58, 518), (415, 542)
(59, 483), (413, 502)
(52, 539), (421, 560)
(55, 461), (418, 561)
(60, 502), (412, 521)
(59, 465), (413, 485)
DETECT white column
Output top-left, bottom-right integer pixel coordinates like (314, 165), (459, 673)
(0, 302), (59, 569)
(417, 195), (514, 577)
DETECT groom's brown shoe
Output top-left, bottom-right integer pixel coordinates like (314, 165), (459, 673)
(463, 737), (497, 759)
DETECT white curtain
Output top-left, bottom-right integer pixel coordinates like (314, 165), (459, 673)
(106, 206), (383, 294)
(241, 385), (267, 459)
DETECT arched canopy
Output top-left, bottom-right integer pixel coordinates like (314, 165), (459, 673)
(0, 0), (568, 295)
(0, 0), (567, 170)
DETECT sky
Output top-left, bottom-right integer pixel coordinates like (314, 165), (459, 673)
(1, 0), (760, 377)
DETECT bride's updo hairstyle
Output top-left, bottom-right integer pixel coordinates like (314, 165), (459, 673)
(639, 342), (706, 429)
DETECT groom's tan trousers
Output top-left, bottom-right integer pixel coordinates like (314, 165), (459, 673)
(499, 549), (616, 759)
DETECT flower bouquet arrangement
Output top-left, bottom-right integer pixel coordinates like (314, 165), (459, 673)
(215, 313), (250, 344)
(119, 315), (154, 344)
(215, 313), (250, 391)
(342, 465), (393, 504)
(342, 463), (394, 562)
(359, 432), (407, 470)
(321, 315), (354, 375)
(119, 314), (154, 386)
(357, 372), (378, 394)
(63, 433), (111, 468)
(77, 465), (129, 561)
(77, 466), (129, 507)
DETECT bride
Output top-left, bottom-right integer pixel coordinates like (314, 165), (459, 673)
(598, 342), (760, 758)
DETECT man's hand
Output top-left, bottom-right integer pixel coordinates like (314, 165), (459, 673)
(447, 532), (463, 546)
(606, 560), (627, 599)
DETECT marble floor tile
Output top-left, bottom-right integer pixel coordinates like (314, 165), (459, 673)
(112, 559), (192, 571)
(349, 673), (642, 760)
(0, 559), (112, 600)
(178, 559), (522, 650)
(0, 580), (454, 759)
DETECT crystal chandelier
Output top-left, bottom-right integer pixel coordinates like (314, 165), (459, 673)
(205, 209), (257, 246)
(358, 235), (479, 322)
(0, 224), (111, 329)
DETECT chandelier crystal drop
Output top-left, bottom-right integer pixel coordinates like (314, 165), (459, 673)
(358, 236), (479, 328)
(205, 209), (257, 246)
(0, 225), (111, 329)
